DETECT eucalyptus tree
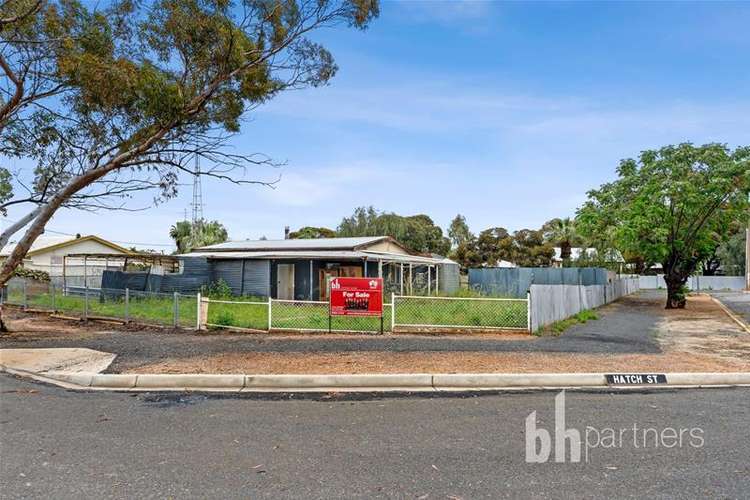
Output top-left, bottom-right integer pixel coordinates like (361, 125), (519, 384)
(0, 0), (379, 329)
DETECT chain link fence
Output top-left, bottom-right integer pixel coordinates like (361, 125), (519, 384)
(2, 277), (198, 329)
(392, 295), (529, 332)
(201, 298), (392, 333)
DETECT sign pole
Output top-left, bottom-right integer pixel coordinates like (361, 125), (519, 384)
(328, 277), (332, 334)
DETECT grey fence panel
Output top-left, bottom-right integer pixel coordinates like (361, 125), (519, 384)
(637, 274), (745, 291)
(530, 278), (639, 332)
(470, 267), (610, 298)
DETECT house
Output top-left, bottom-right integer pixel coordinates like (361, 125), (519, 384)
(0, 234), (134, 278)
(180, 236), (460, 300)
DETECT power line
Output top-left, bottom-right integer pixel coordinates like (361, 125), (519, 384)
(0, 217), (175, 248)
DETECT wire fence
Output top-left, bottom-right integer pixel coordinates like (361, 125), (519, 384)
(392, 295), (529, 331)
(200, 295), (527, 333)
(5, 278), (530, 333)
(2, 278), (197, 328)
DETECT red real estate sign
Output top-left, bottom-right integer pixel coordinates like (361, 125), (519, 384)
(329, 277), (383, 317)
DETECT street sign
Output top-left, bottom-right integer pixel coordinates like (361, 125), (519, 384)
(605, 374), (668, 385)
(329, 277), (383, 317)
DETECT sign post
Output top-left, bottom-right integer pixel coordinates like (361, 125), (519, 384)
(329, 277), (384, 334)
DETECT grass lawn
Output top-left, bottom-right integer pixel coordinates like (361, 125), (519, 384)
(6, 286), (530, 333)
(394, 297), (528, 330)
(208, 296), (528, 332)
(9, 290), (198, 328)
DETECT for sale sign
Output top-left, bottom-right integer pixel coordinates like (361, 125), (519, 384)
(329, 277), (383, 317)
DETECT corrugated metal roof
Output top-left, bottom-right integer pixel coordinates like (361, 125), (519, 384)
(195, 236), (388, 252)
(178, 249), (446, 265)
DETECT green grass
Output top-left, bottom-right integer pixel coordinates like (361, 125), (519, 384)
(541, 309), (599, 336)
(394, 297), (528, 330)
(7, 287), (531, 333)
(10, 290), (198, 328)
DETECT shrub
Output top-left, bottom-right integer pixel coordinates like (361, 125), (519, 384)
(13, 267), (50, 282)
(204, 279), (232, 299)
(214, 309), (236, 326)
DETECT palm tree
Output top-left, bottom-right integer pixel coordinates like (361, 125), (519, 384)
(169, 221), (194, 254)
(169, 220), (228, 254)
(545, 217), (578, 261)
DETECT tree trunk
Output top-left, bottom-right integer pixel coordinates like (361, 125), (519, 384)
(561, 242), (571, 261)
(664, 274), (688, 309)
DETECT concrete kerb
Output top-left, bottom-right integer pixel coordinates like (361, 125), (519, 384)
(707, 294), (750, 334)
(4, 369), (750, 392)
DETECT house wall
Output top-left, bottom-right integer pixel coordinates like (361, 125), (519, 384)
(211, 259), (271, 297)
(27, 239), (130, 276)
(364, 240), (411, 255)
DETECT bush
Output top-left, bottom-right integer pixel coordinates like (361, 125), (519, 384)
(204, 279), (232, 299)
(13, 267), (50, 282)
(214, 309), (236, 326)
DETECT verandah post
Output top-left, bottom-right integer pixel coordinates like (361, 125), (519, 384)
(124, 288), (129, 322)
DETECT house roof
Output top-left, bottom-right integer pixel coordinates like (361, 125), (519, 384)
(194, 236), (406, 253)
(552, 247), (624, 262)
(0, 234), (134, 258)
(179, 249), (447, 265)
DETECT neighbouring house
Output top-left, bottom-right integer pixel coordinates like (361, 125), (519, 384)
(495, 259), (517, 268)
(0, 234), (134, 282)
(179, 236), (460, 299)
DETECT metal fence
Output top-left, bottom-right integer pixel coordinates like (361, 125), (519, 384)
(202, 297), (393, 333)
(200, 295), (528, 333)
(392, 295), (529, 331)
(529, 277), (640, 332)
(637, 274), (745, 291)
(2, 277), (197, 328)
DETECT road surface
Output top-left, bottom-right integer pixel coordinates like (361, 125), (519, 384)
(1, 374), (748, 499)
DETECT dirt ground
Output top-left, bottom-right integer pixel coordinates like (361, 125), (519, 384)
(2, 292), (749, 374)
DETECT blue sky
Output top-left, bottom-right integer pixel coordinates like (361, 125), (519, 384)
(4, 0), (750, 251)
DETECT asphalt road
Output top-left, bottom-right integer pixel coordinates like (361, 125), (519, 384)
(2, 374), (748, 499)
(710, 291), (750, 324)
(0, 292), (662, 373)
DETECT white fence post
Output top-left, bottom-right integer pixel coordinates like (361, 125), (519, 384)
(173, 292), (179, 327)
(22, 279), (27, 309)
(124, 288), (130, 322)
(391, 297), (397, 332)
(526, 290), (531, 333)
(195, 292), (201, 330)
(267, 298), (272, 331)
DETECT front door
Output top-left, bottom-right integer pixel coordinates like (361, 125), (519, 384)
(277, 263), (295, 300)
(318, 265), (363, 300)
(319, 268), (337, 301)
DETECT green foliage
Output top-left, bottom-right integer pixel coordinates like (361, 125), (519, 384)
(542, 217), (581, 262)
(448, 214), (472, 248)
(170, 219), (228, 254)
(13, 267), (50, 282)
(213, 309), (236, 326)
(577, 143), (750, 307)
(0, 0), (380, 290)
(288, 226), (336, 239)
(541, 309), (599, 336)
(337, 206), (450, 255)
(715, 229), (745, 275)
(204, 279), (232, 299)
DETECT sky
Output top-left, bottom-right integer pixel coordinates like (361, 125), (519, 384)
(4, 0), (750, 251)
